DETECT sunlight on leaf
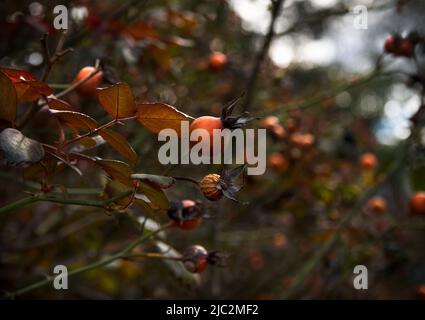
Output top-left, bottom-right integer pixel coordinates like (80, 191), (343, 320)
(137, 102), (193, 135)
(97, 82), (136, 119)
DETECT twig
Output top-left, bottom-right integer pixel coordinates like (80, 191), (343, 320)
(276, 1), (397, 38)
(62, 114), (137, 148)
(124, 252), (182, 261)
(172, 176), (199, 185)
(0, 191), (133, 216)
(244, 0), (285, 112)
(18, 32), (74, 129)
(5, 222), (172, 299)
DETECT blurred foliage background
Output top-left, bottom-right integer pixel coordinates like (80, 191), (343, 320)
(2, 0), (425, 299)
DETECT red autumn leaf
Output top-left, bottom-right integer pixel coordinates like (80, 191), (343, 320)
(50, 110), (99, 133)
(47, 98), (74, 111)
(137, 102), (193, 135)
(0, 67), (52, 102)
(97, 82), (136, 119)
(0, 70), (17, 124)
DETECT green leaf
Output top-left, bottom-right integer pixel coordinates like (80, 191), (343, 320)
(130, 174), (175, 189)
(103, 180), (133, 207)
(97, 159), (133, 186)
(137, 182), (169, 210)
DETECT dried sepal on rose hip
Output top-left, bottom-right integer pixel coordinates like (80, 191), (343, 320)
(220, 94), (255, 129)
(167, 199), (203, 230)
(182, 245), (228, 273)
(198, 165), (246, 202)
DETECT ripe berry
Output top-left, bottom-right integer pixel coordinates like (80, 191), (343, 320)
(409, 192), (425, 216)
(359, 152), (378, 170)
(74, 66), (103, 95)
(199, 173), (222, 201)
(268, 152), (289, 172)
(183, 245), (209, 273)
(271, 125), (286, 140)
(366, 196), (387, 214)
(168, 199), (203, 230)
(189, 116), (224, 151)
(290, 133), (315, 148)
(208, 51), (227, 71)
(384, 36), (397, 54)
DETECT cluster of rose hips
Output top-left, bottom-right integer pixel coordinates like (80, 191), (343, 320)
(72, 52), (228, 97)
(360, 152), (425, 217)
(71, 63), (241, 275)
(260, 114), (315, 173)
(384, 32), (422, 58)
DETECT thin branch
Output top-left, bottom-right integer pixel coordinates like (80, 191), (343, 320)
(172, 176), (200, 185)
(276, 1), (398, 38)
(244, 0), (285, 112)
(18, 32), (74, 129)
(0, 190), (133, 216)
(5, 222), (172, 299)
